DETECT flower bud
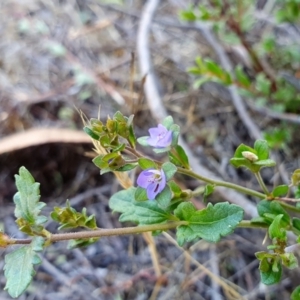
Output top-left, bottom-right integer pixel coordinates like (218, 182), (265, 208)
(242, 151), (258, 162)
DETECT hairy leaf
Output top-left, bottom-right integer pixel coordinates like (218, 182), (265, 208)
(174, 202), (244, 245)
(13, 167), (47, 229)
(109, 187), (171, 225)
(4, 237), (44, 298)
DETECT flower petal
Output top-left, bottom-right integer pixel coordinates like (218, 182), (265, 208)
(146, 182), (160, 200)
(137, 171), (151, 188)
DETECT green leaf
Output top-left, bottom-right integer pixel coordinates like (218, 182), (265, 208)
(109, 187), (171, 225)
(259, 258), (282, 285)
(169, 145), (190, 168)
(162, 116), (174, 130)
(161, 162), (177, 181)
(235, 65), (251, 88)
(155, 186), (172, 209)
(203, 184), (214, 202)
(269, 215), (286, 241)
(257, 200), (290, 226)
(272, 185), (289, 197)
(138, 158), (157, 170)
(253, 159), (276, 168)
(134, 187), (148, 202)
(254, 140), (269, 160)
(292, 169), (300, 186)
(83, 126), (100, 140)
(67, 238), (99, 249)
(51, 201), (97, 230)
(170, 124), (180, 146)
(281, 252), (298, 269)
(174, 202), (244, 245)
(168, 181), (182, 197)
(116, 163), (137, 172)
(291, 286), (300, 300)
(292, 217), (300, 232)
(13, 167), (47, 229)
(4, 237), (44, 298)
(255, 73), (271, 96)
(137, 136), (149, 147)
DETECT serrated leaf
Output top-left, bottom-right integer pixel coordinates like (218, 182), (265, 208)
(260, 259), (282, 285)
(174, 202), (244, 245)
(13, 167), (47, 228)
(109, 187), (171, 225)
(4, 237), (44, 298)
(138, 158), (157, 170)
(161, 162), (177, 181)
(272, 185), (289, 197)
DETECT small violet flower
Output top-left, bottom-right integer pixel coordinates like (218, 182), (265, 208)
(137, 169), (166, 200)
(147, 124), (172, 148)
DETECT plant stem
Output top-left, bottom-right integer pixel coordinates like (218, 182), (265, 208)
(238, 220), (268, 229)
(278, 201), (300, 213)
(8, 221), (188, 246)
(177, 167), (266, 199)
(254, 172), (269, 195)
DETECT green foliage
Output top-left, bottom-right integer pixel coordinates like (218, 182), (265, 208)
(272, 185), (289, 198)
(84, 111), (136, 150)
(256, 200), (290, 226)
(161, 162), (177, 181)
(258, 255), (282, 285)
(292, 286), (300, 300)
(51, 200), (98, 230)
(264, 127), (292, 150)
(109, 187), (172, 224)
(230, 140), (276, 173)
(4, 237), (44, 298)
(174, 202), (244, 245)
(168, 145), (190, 169)
(203, 184), (215, 203)
(13, 167), (47, 235)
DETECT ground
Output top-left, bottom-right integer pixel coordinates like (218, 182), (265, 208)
(0, 1), (300, 299)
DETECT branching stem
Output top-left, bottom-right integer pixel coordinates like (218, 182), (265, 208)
(177, 167), (266, 199)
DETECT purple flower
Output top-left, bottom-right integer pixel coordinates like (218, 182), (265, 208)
(137, 169), (166, 200)
(147, 124), (172, 148)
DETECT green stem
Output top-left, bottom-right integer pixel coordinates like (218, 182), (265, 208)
(8, 221), (188, 246)
(238, 220), (268, 229)
(177, 167), (265, 199)
(254, 172), (269, 195)
(279, 202), (300, 213)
